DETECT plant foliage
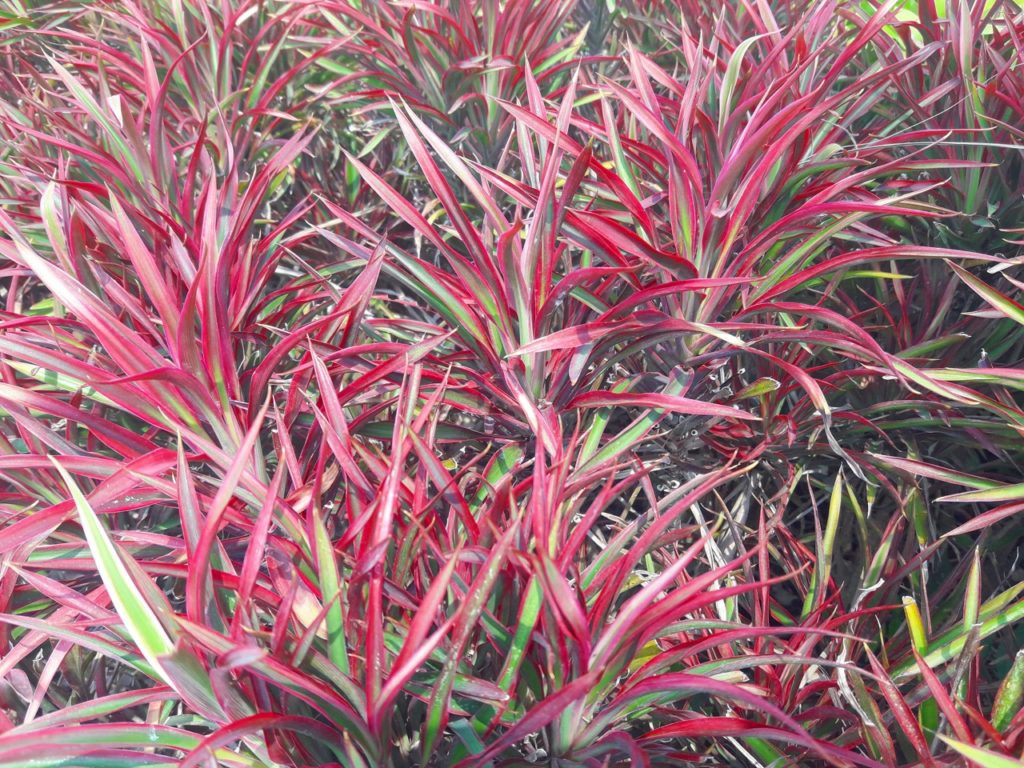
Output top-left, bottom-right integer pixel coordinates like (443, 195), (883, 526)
(1, 0), (1023, 766)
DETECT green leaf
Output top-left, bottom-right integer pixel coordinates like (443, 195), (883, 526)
(939, 737), (1024, 768)
(992, 650), (1024, 732)
(49, 458), (176, 673)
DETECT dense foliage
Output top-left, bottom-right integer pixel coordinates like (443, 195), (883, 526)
(1, 0), (1023, 765)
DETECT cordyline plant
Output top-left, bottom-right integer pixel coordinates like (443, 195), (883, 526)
(0, 0), (1023, 767)
(299, 0), (589, 204)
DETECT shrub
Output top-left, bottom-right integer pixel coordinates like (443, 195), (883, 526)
(0, 1), (1023, 766)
